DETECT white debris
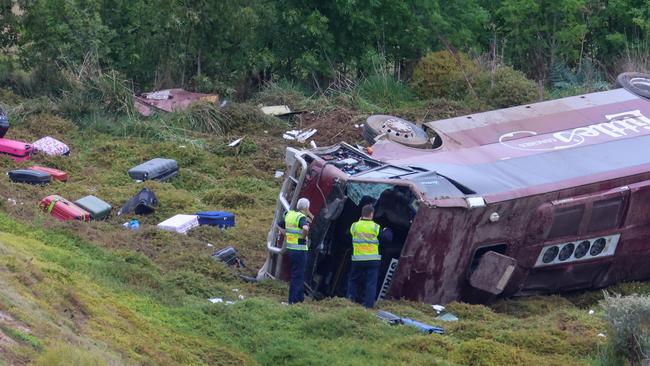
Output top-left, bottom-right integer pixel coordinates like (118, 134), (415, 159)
(589, 310), (595, 315)
(432, 304), (446, 314)
(145, 90), (171, 100)
(297, 129), (317, 143)
(7, 198), (16, 206)
(209, 298), (223, 304)
(179, 145), (187, 149)
(228, 138), (243, 147)
(274, 170), (284, 179)
(597, 333), (606, 337)
(283, 129), (317, 143)
(225, 301), (235, 305)
(261, 105), (292, 116)
(310, 140), (317, 149)
(207, 243), (214, 247)
(354, 124), (359, 128)
(238, 294), (245, 300)
(232, 288), (239, 292)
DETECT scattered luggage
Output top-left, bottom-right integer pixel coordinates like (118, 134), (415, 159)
(74, 195), (112, 220)
(8, 169), (51, 185)
(0, 138), (33, 162)
(27, 166), (69, 182)
(157, 214), (199, 234)
(117, 188), (158, 216)
(0, 108), (9, 138)
(211, 246), (245, 267)
(32, 136), (70, 156)
(128, 158), (178, 181)
(196, 211), (235, 228)
(39, 195), (91, 222)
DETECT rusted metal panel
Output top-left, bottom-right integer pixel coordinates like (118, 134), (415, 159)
(469, 252), (517, 295)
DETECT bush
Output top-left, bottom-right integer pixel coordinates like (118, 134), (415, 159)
(476, 66), (539, 108)
(355, 74), (415, 110)
(601, 294), (650, 362)
(411, 50), (479, 100)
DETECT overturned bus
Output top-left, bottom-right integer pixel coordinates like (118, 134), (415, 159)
(258, 72), (650, 304)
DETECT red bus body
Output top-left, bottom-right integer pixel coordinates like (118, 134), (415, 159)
(259, 86), (650, 304)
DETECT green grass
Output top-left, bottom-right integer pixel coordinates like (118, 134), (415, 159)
(0, 101), (643, 365)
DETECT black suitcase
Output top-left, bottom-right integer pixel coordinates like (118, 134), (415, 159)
(117, 188), (158, 216)
(8, 169), (51, 185)
(0, 109), (9, 138)
(211, 246), (244, 267)
(128, 158), (178, 181)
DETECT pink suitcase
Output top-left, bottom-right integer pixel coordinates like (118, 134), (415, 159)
(0, 138), (33, 162)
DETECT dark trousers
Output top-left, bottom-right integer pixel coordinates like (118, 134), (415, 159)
(347, 260), (380, 308)
(288, 250), (307, 304)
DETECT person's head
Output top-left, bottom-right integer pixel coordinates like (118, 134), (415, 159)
(361, 204), (374, 219)
(296, 198), (310, 214)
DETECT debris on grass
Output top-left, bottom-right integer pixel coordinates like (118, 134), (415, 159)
(283, 128), (317, 143)
(228, 137), (243, 147)
(377, 310), (445, 335)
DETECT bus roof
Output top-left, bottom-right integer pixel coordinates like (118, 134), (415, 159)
(369, 88), (650, 201)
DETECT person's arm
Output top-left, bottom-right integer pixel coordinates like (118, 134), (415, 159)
(277, 218), (286, 235)
(299, 217), (310, 236)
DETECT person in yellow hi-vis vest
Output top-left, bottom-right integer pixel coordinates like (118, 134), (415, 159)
(277, 198), (312, 304)
(347, 204), (381, 308)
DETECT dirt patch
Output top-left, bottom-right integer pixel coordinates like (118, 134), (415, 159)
(292, 108), (366, 146)
(0, 328), (18, 347)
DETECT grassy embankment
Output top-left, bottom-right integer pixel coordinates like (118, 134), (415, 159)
(0, 90), (643, 365)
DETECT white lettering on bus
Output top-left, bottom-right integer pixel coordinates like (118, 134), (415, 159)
(499, 110), (650, 151)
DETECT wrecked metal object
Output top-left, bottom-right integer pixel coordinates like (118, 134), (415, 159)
(261, 105), (291, 116)
(259, 72), (650, 305)
(211, 246), (245, 267)
(261, 105), (306, 120)
(469, 251), (517, 295)
(364, 115), (429, 148)
(134, 89), (219, 117)
(283, 129), (317, 143)
(377, 310), (445, 335)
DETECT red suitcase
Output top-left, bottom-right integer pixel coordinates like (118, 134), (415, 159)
(0, 138), (33, 162)
(28, 166), (69, 182)
(39, 195), (91, 222)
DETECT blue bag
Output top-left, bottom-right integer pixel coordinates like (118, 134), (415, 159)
(196, 211), (235, 228)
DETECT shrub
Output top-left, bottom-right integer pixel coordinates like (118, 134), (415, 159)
(355, 74), (415, 110)
(601, 293), (650, 362)
(411, 50), (479, 100)
(253, 80), (312, 109)
(476, 66), (539, 108)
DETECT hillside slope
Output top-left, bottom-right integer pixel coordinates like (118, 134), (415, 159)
(0, 108), (633, 365)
